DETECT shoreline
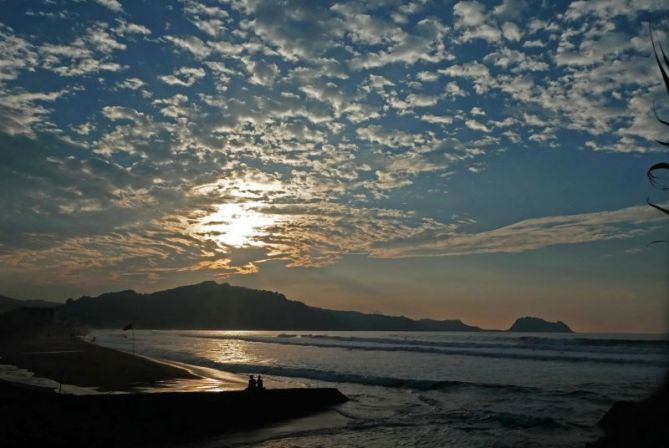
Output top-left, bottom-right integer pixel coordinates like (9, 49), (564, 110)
(0, 325), (199, 392)
(0, 319), (348, 447)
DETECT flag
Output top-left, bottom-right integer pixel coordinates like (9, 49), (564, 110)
(123, 323), (133, 331)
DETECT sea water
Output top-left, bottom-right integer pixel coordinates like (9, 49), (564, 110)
(91, 330), (668, 447)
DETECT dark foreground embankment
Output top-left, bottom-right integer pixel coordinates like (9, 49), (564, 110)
(0, 380), (348, 448)
(587, 373), (669, 448)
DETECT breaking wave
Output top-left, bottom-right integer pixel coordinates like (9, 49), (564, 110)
(181, 333), (668, 367)
(187, 358), (540, 393)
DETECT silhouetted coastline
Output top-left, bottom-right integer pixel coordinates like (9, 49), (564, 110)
(2, 281), (574, 333)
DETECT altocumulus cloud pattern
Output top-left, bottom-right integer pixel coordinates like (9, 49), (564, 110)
(1, 0), (668, 290)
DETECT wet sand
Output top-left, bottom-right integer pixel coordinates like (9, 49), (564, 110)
(0, 329), (198, 391)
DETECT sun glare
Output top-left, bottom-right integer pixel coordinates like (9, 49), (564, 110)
(194, 203), (276, 248)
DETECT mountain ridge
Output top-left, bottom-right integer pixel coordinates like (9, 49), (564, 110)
(2, 282), (573, 332)
(59, 281), (480, 331)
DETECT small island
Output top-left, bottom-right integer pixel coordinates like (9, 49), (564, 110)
(507, 316), (573, 333)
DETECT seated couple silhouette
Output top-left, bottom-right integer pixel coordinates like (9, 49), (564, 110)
(246, 374), (265, 391)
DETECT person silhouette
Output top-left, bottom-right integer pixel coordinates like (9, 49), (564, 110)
(247, 375), (256, 391)
(256, 375), (264, 390)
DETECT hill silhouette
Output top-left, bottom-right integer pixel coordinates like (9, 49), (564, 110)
(2, 282), (575, 332)
(59, 281), (481, 331)
(507, 316), (573, 333)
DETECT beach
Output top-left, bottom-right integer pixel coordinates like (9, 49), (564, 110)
(1, 314), (666, 447)
(91, 329), (668, 448)
(0, 319), (348, 447)
(0, 327), (198, 392)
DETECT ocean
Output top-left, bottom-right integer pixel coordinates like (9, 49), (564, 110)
(91, 330), (668, 447)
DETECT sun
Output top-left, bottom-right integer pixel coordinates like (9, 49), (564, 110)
(194, 203), (276, 248)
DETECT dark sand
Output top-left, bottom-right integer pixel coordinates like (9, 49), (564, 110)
(0, 328), (197, 391)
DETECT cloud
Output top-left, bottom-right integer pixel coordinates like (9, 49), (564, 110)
(3, 175), (662, 284)
(564, 0), (668, 21)
(453, 1), (487, 27)
(444, 81), (466, 97)
(0, 89), (67, 137)
(159, 66), (206, 87)
(36, 23), (128, 77)
(440, 62), (490, 78)
(440, 62), (492, 93)
(117, 77), (145, 90)
(87, 26), (126, 53)
(389, 93), (440, 110)
(493, 0), (528, 20)
(236, 0), (345, 61)
(453, 1), (501, 42)
(115, 20), (151, 35)
(190, 18), (227, 38)
(370, 204), (666, 258)
(245, 59), (280, 86)
(0, 26), (39, 82)
(153, 94), (190, 118)
(465, 119), (491, 132)
(101, 105), (145, 122)
(183, 2), (230, 19)
(421, 114), (454, 125)
(164, 35), (211, 59)
(95, 0), (124, 13)
(349, 17), (451, 69)
(330, 3), (400, 45)
(2, 0), (669, 294)
(501, 22), (522, 41)
(483, 47), (548, 72)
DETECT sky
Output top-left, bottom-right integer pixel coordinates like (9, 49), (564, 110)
(1, 0), (668, 333)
